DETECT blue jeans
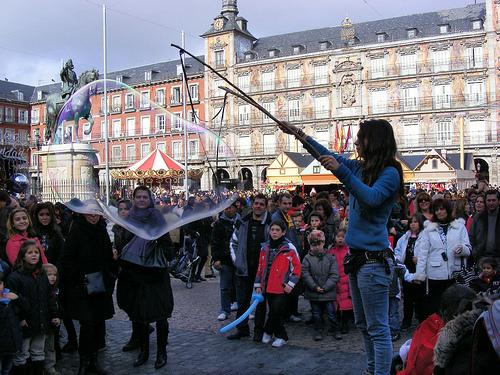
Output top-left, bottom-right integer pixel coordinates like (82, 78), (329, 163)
(349, 260), (394, 375)
(389, 297), (400, 335)
(219, 264), (235, 314)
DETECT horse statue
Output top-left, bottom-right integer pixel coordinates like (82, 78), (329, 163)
(45, 69), (99, 143)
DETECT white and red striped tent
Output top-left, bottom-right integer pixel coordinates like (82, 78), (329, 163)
(129, 149), (183, 173)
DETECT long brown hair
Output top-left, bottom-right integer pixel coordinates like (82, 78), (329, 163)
(7, 208), (36, 238)
(356, 119), (404, 199)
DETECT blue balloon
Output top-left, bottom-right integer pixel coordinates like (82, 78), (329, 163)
(9, 173), (28, 193)
(219, 293), (264, 334)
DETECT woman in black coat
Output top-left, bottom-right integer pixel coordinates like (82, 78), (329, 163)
(116, 186), (174, 370)
(60, 204), (115, 375)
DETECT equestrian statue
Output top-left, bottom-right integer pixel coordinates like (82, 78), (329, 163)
(45, 59), (99, 143)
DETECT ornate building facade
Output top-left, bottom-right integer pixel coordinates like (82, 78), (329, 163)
(202, 0), (500, 188)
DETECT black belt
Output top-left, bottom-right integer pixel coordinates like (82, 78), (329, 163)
(348, 248), (394, 274)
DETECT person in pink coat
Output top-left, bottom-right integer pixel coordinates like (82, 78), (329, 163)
(328, 229), (353, 334)
(5, 208), (47, 267)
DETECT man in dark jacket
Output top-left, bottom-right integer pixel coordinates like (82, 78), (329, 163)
(211, 203), (239, 321)
(228, 194), (271, 341)
(470, 189), (500, 264)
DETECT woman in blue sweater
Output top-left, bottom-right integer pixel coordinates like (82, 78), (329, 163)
(283, 119), (403, 375)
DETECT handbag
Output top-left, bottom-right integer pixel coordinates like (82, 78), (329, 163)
(452, 258), (478, 287)
(121, 237), (169, 268)
(83, 271), (106, 295)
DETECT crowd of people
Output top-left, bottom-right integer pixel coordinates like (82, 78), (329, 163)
(0, 120), (498, 375)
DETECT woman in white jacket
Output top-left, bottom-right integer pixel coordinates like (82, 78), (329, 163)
(394, 213), (426, 328)
(413, 198), (471, 317)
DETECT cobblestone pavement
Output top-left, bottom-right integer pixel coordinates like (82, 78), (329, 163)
(57, 277), (414, 375)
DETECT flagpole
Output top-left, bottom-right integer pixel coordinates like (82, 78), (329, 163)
(181, 31), (188, 201)
(103, 4), (110, 205)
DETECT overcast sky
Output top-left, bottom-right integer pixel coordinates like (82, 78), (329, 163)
(1, 0), (481, 86)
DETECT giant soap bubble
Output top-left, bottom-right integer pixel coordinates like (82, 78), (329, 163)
(44, 79), (242, 239)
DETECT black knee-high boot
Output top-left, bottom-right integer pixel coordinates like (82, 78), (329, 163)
(154, 319), (168, 370)
(88, 352), (108, 375)
(123, 321), (141, 352)
(133, 323), (149, 367)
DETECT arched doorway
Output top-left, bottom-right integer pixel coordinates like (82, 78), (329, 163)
(260, 168), (267, 190)
(474, 158), (489, 182)
(239, 168), (253, 190)
(213, 168), (230, 187)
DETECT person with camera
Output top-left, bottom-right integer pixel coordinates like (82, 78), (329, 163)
(412, 198), (471, 318)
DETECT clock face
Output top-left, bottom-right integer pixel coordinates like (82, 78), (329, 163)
(214, 19), (224, 31)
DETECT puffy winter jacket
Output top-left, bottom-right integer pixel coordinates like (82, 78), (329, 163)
(254, 240), (301, 294)
(414, 219), (471, 282)
(328, 245), (352, 311)
(302, 252), (339, 302)
(6, 233), (47, 267)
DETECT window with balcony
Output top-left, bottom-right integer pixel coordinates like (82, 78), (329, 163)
(31, 109), (39, 124)
(287, 99), (301, 121)
(214, 50), (225, 67)
(125, 93), (134, 109)
(5, 108), (14, 122)
(239, 135), (251, 156)
(156, 142), (166, 153)
(237, 75), (250, 92)
(126, 145), (135, 161)
(433, 84), (451, 109)
(126, 118), (135, 136)
(156, 89), (165, 106)
(140, 116), (150, 135)
(399, 54), (417, 75)
(172, 141), (182, 159)
(141, 143), (150, 158)
(188, 110), (198, 122)
(100, 97), (109, 114)
(371, 90), (387, 114)
(263, 134), (275, 154)
(140, 91), (150, 109)
(0, 107), (3, 123)
(18, 130), (27, 145)
(171, 86), (182, 104)
(156, 114), (165, 133)
(370, 57), (386, 79)
(189, 84), (199, 101)
(212, 106), (225, 127)
(403, 123), (419, 148)
(112, 119), (121, 138)
(112, 96), (121, 112)
(112, 146), (121, 162)
(431, 49), (450, 72)
(171, 113), (182, 131)
(4, 129), (14, 144)
(469, 119), (486, 144)
(402, 87), (419, 111)
(238, 104), (250, 125)
(262, 102), (275, 123)
(314, 65), (328, 85)
(466, 81), (485, 106)
(436, 121), (453, 145)
(261, 71), (275, 91)
(314, 96), (329, 119)
(466, 46), (483, 69)
(287, 67), (301, 88)
(213, 78), (224, 97)
(316, 130), (329, 148)
(188, 140), (199, 160)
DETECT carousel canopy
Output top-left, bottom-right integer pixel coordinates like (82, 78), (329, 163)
(111, 149), (202, 180)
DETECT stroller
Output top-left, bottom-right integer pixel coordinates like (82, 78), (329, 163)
(170, 231), (200, 289)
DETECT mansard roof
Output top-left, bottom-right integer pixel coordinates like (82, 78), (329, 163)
(245, 3), (485, 62)
(0, 80), (35, 103)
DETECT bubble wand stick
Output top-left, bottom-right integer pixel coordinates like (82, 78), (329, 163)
(219, 292), (264, 334)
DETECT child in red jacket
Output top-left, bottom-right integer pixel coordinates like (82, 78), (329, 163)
(254, 220), (301, 348)
(328, 229), (353, 334)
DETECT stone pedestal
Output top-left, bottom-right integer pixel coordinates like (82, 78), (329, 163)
(38, 143), (98, 202)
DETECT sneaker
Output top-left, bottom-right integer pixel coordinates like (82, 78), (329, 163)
(217, 312), (228, 321)
(262, 333), (272, 344)
(230, 302), (239, 311)
(289, 315), (302, 323)
(271, 338), (287, 348)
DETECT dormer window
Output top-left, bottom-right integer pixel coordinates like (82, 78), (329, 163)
(268, 48), (279, 58)
(472, 19), (483, 30)
(11, 90), (23, 101)
(37, 91), (43, 101)
(116, 75), (123, 83)
(292, 45), (305, 55)
(319, 41), (331, 51)
(407, 28), (418, 39)
(144, 71), (152, 81)
(244, 51), (255, 61)
(439, 24), (450, 34)
(377, 32), (388, 43)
